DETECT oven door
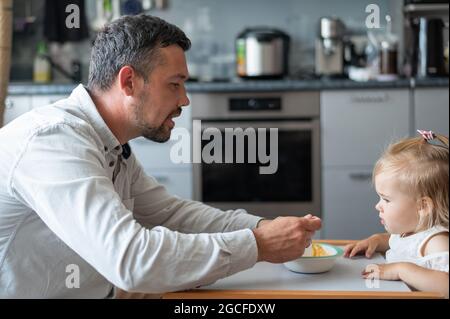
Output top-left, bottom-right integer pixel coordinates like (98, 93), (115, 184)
(193, 119), (321, 218)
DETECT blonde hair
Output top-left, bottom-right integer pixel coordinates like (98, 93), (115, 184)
(373, 133), (449, 230)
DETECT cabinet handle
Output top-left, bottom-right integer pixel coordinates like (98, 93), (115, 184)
(5, 99), (13, 109)
(349, 172), (372, 181)
(351, 93), (389, 103)
(153, 175), (169, 183)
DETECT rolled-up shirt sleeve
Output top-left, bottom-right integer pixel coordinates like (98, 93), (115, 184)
(9, 124), (259, 293)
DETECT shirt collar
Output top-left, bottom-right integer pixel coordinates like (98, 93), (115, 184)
(69, 84), (123, 155)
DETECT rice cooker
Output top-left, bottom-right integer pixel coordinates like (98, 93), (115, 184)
(236, 27), (290, 79)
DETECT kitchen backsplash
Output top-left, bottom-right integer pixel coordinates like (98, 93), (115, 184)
(11, 0), (397, 82)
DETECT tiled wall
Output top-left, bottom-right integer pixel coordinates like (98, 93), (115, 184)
(11, 0), (396, 82)
(154, 0), (392, 76)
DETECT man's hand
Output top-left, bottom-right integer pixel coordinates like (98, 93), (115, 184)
(252, 215), (321, 263)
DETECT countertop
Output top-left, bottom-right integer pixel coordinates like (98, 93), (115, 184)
(7, 77), (449, 95)
(164, 240), (443, 299)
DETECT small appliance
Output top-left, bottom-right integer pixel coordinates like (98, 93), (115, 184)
(236, 27), (290, 79)
(315, 17), (346, 77)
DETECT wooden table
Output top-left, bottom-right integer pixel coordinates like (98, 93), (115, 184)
(164, 240), (443, 299)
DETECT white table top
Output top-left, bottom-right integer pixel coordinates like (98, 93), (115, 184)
(201, 248), (411, 293)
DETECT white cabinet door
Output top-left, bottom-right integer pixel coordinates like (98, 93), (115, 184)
(31, 95), (66, 109)
(130, 137), (192, 170)
(3, 96), (32, 125)
(142, 168), (193, 199)
(322, 167), (385, 240)
(414, 88), (449, 136)
(321, 89), (410, 167)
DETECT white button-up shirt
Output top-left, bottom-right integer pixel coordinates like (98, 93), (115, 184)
(0, 85), (261, 298)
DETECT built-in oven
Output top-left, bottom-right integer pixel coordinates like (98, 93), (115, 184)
(190, 91), (321, 218)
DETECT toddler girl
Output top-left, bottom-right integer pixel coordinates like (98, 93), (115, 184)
(344, 130), (449, 298)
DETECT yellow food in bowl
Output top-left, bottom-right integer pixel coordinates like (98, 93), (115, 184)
(285, 244), (343, 273)
(311, 243), (329, 257)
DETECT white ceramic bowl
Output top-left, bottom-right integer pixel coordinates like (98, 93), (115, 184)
(283, 243), (344, 274)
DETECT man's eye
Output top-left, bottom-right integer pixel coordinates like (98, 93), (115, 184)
(383, 198), (390, 203)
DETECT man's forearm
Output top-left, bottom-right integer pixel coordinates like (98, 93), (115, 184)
(132, 168), (262, 233)
(151, 197), (263, 233)
(399, 263), (449, 298)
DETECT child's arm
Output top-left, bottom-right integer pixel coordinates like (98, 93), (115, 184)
(363, 262), (448, 298)
(373, 233), (390, 252)
(398, 263), (448, 298)
(344, 233), (390, 258)
(363, 233), (449, 298)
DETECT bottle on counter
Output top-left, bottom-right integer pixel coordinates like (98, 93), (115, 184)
(33, 41), (51, 83)
(377, 15), (399, 81)
(379, 38), (398, 77)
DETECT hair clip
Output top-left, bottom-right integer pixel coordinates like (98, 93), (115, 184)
(417, 130), (435, 141)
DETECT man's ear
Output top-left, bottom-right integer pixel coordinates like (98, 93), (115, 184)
(117, 66), (138, 96)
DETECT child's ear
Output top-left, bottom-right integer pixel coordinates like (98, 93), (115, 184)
(417, 197), (434, 219)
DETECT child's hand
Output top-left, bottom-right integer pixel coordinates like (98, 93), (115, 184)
(344, 235), (380, 258)
(362, 263), (405, 281)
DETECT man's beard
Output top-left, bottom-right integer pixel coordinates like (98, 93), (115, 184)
(142, 125), (170, 143)
(133, 94), (171, 143)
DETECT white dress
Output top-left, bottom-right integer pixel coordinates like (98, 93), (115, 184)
(386, 225), (449, 273)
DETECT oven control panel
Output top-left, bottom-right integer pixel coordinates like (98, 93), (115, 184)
(229, 97), (282, 111)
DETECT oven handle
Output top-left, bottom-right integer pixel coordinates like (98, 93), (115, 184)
(200, 120), (319, 131)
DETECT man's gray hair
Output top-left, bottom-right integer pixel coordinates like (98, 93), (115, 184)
(87, 14), (191, 91)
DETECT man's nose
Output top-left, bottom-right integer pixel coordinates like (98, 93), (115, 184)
(179, 93), (190, 108)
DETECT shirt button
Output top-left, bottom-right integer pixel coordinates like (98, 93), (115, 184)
(114, 146), (120, 151)
(109, 161), (115, 167)
(104, 146), (108, 152)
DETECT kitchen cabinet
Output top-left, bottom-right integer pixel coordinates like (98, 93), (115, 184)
(414, 88), (449, 136)
(31, 95), (66, 109)
(3, 95), (31, 125)
(321, 89), (410, 167)
(3, 94), (65, 125)
(142, 168), (192, 199)
(322, 168), (384, 240)
(321, 89), (410, 239)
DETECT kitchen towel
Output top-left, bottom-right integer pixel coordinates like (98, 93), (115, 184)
(44, 0), (89, 43)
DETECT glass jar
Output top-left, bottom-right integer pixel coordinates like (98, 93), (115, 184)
(379, 39), (398, 75)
